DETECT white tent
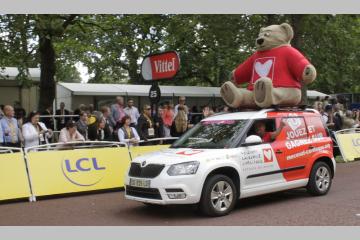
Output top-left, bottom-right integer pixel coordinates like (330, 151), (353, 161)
(58, 82), (329, 98)
(56, 82), (330, 109)
(57, 82), (220, 97)
(0, 67), (40, 81)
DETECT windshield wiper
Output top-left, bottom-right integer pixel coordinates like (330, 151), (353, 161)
(170, 145), (192, 149)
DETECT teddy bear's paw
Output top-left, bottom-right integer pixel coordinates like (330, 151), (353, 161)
(254, 78), (273, 108)
(220, 81), (238, 107)
(254, 80), (266, 103)
(302, 64), (317, 85)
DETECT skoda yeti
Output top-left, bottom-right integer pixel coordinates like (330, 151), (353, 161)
(125, 108), (335, 216)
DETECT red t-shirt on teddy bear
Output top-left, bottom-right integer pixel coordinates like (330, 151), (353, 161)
(233, 46), (310, 90)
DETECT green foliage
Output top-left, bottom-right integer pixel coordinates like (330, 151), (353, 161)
(0, 14), (359, 95)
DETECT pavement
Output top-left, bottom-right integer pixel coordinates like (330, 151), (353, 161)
(0, 161), (360, 226)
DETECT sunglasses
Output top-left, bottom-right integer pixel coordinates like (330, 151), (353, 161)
(146, 108), (151, 110)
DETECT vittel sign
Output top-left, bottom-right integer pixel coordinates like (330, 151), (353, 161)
(141, 51), (180, 81)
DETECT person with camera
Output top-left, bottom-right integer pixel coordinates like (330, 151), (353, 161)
(22, 111), (53, 148)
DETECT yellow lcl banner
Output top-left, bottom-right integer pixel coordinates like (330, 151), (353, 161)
(26, 147), (131, 197)
(1, 145), (170, 201)
(336, 132), (360, 162)
(0, 151), (31, 201)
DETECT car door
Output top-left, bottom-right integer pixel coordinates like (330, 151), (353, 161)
(240, 118), (285, 190)
(271, 116), (310, 182)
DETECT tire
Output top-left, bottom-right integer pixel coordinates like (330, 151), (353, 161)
(307, 161), (332, 196)
(199, 174), (237, 217)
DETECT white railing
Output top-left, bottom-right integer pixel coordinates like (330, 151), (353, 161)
(334, 128), (360, 134)
(24, 141), (126, 153)
(0, 146), (22, 154)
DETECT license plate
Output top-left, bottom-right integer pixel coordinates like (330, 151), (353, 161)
(129, 178), (151, 188)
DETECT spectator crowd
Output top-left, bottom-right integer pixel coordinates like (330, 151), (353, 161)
(313, 96), (360, 131)
(1, 95), (359, 149)
(0, 96), (223, 148)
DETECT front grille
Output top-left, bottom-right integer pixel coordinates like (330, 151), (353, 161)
(165, 188), (184, 193)
(128, 162), (165, 178)
(126, 185), (162, 200)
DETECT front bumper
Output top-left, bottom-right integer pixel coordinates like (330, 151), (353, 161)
(124, 173), (203, 205)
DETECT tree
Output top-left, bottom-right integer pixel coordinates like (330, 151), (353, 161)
(34, 15), (78, 110)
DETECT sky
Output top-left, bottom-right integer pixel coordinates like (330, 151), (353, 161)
(75, 62), (91, 83)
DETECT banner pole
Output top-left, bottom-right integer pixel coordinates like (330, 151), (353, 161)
(22, 148), (36, 202)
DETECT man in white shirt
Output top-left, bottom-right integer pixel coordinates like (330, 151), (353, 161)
(124, 99), (140, 127)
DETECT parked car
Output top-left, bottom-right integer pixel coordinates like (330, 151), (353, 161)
(125, 108), (335, 216)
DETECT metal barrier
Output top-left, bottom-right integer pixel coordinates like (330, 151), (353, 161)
(0, 147), (32, 201)
(334, 128), (360, 162)
(1, 138), (179, 202)
(24, 141), (128, 201)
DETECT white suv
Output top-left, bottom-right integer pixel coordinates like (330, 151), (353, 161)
(125, 108), (335, 216)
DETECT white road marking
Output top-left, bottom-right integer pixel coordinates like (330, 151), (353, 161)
(356, 213), (360, 217)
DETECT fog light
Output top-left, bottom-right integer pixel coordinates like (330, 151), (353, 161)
(167, 193), (186, 199)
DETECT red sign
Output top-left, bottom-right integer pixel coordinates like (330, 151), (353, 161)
(263, 148), (273, 163)
(176, 150), (204, 156)
(141, 51), (180, 81)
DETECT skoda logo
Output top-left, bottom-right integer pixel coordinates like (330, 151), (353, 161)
(141, 161), (147, 167)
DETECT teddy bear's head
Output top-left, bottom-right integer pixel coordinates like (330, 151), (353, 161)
(255, 23), (294, 51)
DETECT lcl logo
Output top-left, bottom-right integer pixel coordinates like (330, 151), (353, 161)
(352, 138), (360, 147)
(61, 157), (106, 187)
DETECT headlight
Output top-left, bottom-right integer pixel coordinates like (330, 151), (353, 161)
(167, 161), (200, 176)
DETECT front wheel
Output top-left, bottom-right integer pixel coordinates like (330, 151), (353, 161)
(307, 161), (332, 196)
(199, 174), (237, 217)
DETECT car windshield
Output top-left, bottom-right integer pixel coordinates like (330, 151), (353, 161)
(171, 119), (247, 149)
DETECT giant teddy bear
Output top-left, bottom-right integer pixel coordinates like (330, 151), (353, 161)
(220, 23), (317, 108)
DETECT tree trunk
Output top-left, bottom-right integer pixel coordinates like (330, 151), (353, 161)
(38, 36), (56, 111)
(126, 45), (141, 84)
(291, 15), (308, 106)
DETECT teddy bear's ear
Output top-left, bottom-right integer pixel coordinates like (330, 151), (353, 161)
(280, 23), (294, 42)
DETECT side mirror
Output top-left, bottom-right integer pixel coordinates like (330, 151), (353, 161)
(243, 135), (263, 146)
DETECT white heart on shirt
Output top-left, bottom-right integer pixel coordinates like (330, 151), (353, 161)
(254, 59), (273, 77)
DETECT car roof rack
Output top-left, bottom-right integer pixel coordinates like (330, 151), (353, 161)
(267, 105), (318, 113)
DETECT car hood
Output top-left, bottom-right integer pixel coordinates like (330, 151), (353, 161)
(131, 148), (228, 166)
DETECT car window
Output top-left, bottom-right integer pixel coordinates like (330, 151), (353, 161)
(276, 117), (308, 141)
(305, 116), (327, 139)
(247, 118), (276, 142)
(171, 119), (247, 149)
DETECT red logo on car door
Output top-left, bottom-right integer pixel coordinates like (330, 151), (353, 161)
(263, 148), (273, 163)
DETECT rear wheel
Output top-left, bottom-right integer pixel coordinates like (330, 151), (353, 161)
(199, 174), (237, 217)
(307, 161), (332, 196)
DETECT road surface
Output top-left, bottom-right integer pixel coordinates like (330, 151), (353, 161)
(1, 161), (359, 225)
